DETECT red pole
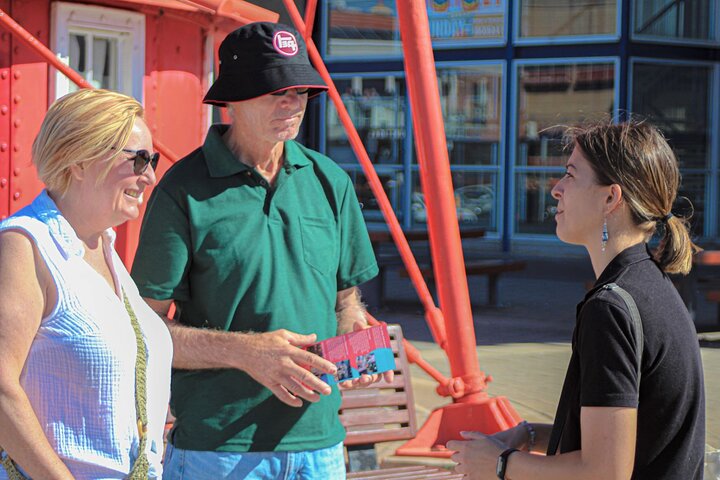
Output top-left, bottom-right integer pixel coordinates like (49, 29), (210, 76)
(281, 0), (449, 351)
(303, 0), (318, 39)
(0, 8), (178, 163)
(391, 0), (522, 457)
(396, 0), (485, 402)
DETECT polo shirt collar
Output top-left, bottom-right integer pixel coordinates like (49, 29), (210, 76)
(585, 242), (651, 300)
(203, 125), (311, 178)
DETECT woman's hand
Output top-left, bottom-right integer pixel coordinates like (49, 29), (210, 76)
(447, 431), (508, 479)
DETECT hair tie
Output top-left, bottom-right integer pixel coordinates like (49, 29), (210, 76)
(660, 213), (673, 224)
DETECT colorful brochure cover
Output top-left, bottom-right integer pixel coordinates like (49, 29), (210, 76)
(305, 324), (396, 386)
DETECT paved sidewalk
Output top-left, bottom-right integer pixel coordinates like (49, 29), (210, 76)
(365, 254), (720, 467)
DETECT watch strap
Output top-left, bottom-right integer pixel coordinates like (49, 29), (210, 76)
(496, 447), (519, 479)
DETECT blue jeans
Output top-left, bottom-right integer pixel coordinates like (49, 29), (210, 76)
(162, 442), (346, 480)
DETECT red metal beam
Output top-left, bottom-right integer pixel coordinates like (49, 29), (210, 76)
(281, 0), (449, 352)
(396, 0), (483, 403)
(393, 0), (521, 457)
(0, 7), (178, 164)
(303, 0), (317, 39)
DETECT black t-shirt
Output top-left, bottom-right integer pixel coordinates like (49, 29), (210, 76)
(548, 243), (705, 479)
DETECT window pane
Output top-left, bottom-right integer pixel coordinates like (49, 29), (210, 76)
(411, 171), (497, 230)
(517, 63), (616, 168)
(440, 65), (503, 166)
(69, 33), (87, 93)
(515, 172), (558, 235)
(92, 37), (118, 90)
(631, 63), (712, 170)
(347, 168), (405, 224)
(634, 0), (717, 41)
(520, 0), (617, 38)
(326, 77), (406, 166)
(328, 0), (506, 57)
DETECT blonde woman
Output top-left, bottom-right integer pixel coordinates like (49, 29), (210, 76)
(0, 89), (172, 479)
(449, 121), (705, 480)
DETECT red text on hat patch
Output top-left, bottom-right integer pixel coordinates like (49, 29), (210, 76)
(273, 31), (298, 56)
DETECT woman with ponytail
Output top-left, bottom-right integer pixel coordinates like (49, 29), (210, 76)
(449, 120), (705, 480)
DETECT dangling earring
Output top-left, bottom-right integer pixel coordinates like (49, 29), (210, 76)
(601, 218), (608, 252)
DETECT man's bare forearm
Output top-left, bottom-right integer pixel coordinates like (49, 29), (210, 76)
(335, 286), (368, 334)
(162, 319), (252, 370)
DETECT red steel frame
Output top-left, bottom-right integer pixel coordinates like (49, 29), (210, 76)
(0, 8), (179, 163)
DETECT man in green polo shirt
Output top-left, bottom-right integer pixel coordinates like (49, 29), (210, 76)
(131, 23), (384, 479)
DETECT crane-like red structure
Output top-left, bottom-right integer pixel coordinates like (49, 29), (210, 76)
(0, 0), (522, 458)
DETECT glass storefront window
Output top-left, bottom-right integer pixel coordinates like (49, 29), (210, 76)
(411, 170), (498, 230)
(519, 0), (617, 39)
(326, 76), (406, 166)
(515, 61), (616, 234)
(438, 65), (503, 166)
(634, 0), (718, 42)
(327, 0), (506, 57)
(631, 61), (713, 235)
(346, 168), (405, 224)
(515, 172), (558, 235)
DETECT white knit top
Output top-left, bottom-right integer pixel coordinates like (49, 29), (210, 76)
(0, 191), (172, 479)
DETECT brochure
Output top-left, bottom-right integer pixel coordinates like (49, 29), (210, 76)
(305, 323), (396, 385)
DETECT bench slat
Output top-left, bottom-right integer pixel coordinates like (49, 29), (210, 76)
(344, 426), (416, 445)
(340, 391), (409, 409)
(341, 409), (410, 427)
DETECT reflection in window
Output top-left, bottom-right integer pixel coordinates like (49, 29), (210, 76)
(518, 63), (615, 167)
(520, 0), (617, 38)
(634, 0), (717, 41)
(327, 0), (506, 57)
(632, 63), (711, 170)
(631, 62), (712, 235)
(346, 169), (404, 224)
(327, 76), (406, 166)
(516, 62), (615, 234)
(439, 65), (503, 166)
(515, 173), (559, 235)
(411, 171), (497, 230)
(69, 33), (118, 91)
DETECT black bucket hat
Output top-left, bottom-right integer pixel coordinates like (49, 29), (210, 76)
(203, 22), (328, 106)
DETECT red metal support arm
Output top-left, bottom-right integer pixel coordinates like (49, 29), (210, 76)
(0, 8), (178, 164)
(303, 0), (318, 39)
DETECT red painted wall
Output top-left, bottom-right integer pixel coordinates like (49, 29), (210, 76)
(1, 0), (216, 266)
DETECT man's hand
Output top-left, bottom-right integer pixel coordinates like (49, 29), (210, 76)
(338, 322), (394, 389)
(238, 329), (338, 408)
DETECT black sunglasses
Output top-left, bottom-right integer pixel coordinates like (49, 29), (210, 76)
(271, 88), (310, 97)
(122, 148), (160, 175)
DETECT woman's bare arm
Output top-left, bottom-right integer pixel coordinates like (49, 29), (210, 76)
(0, 231), (74, 479)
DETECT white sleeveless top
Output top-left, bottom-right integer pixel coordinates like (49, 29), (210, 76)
(0, 191), (172, 479)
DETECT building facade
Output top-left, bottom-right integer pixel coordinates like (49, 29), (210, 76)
(314, 0), (720, 252)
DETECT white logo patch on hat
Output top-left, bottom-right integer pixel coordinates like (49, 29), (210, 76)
(273, 31), (298, 56)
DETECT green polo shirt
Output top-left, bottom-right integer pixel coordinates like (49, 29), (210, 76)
(131, 125), (378, 452)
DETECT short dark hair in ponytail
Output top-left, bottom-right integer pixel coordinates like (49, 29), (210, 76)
(564, 119), (700, 275)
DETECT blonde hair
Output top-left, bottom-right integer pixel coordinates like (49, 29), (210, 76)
(564, 120), (700, 275)
(32, 89), (144, 196)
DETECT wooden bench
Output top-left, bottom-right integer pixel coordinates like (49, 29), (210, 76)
(400, 259), (527, 307)
(340, 324), (460, 479)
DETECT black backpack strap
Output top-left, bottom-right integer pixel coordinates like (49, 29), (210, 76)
(547, 283), (643, 455)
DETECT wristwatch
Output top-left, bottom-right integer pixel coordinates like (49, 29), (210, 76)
(496, 447), (519, 479)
